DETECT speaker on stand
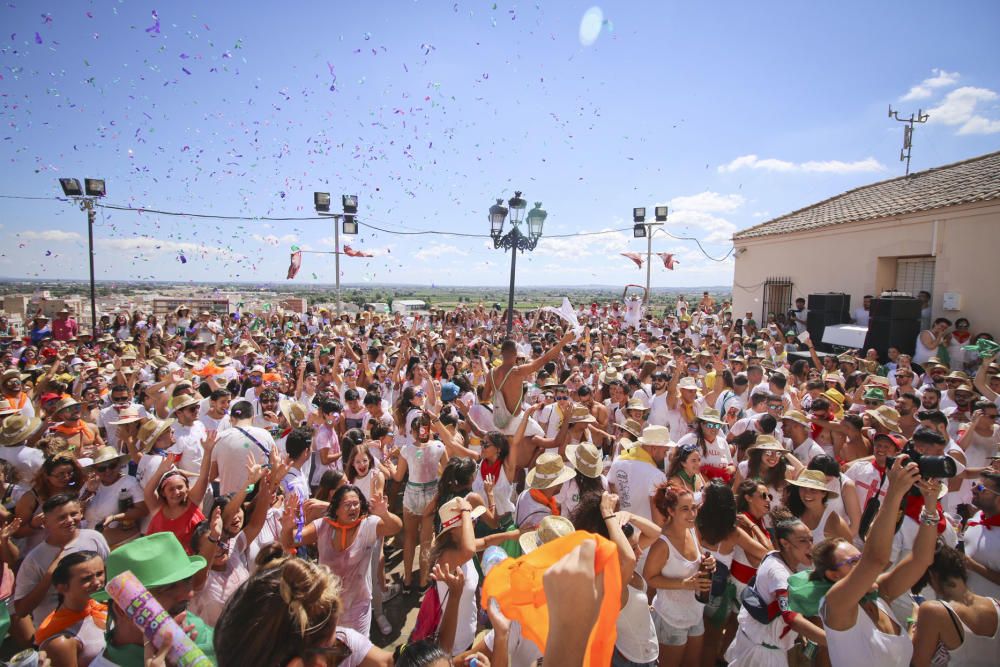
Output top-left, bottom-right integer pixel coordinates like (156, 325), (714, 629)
(863, 296), (921, 361)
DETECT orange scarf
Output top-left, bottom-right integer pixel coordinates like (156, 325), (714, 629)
(529, 489), (560, 517)
(4, 392), (27, 410)
(52, 420), (90, 438)
(324, 517), (363, 549)
(481, 531), (621, 666)
(35, 600), (107, 645)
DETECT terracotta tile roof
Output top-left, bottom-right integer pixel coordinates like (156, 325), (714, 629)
(733, 151), (1000, 240)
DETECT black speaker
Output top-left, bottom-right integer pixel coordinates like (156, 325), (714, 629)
(807, 310), (849, 352)
(808, 293), (850, 317)
(864, 317), (921, 359)
(869, 296), (921, 320)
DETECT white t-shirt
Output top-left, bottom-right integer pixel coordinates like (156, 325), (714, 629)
(199, 411), (231, 433)
(189, 532), (250, 627)
(555, 475), (608, 518)
(965, 510), (1000, 599)
(791, 437), (824, 465)
(676, 433), (733, 468)
(169, 421), (207, 474)
(84, 475), (144, 527)
(0, 444), (45, 486)
(211, 424), (276, 496)
(607, 457), (666, 522)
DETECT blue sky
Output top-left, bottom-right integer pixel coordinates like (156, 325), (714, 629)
(2, 1), (998, 288)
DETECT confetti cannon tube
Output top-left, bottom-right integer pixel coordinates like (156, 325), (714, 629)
(105, 570), (212, 667)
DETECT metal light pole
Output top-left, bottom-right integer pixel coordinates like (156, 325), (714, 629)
(314, 192), (359, 317)
(633, 206), (668, 305)
(58, 178), (105, 336)
(489, 192), (546, 335)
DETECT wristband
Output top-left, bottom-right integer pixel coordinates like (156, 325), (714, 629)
(602, 514), (617, 521)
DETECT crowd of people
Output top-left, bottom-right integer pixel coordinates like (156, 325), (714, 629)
(0, 296), (997, 667)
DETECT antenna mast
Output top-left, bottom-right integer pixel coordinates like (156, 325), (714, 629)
(888, 105), (930, 176)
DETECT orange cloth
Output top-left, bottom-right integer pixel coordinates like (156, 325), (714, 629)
(4, 392), (28, 410)
(324, 517), (362, 549)
(481, 531), (621, 667)
(192, 362), (223, 378)
(529, 489), (560, 517)
(51, 420), (91, 438)
(35, 599), (107, 645)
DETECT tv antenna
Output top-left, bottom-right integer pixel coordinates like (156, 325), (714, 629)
(888, 105), (929, 176)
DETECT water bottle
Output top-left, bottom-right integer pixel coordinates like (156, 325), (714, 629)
(118, 488), (135, 530)
(481, 545), (508, 577)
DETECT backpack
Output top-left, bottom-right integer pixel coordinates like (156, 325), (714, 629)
(409, 585), (448, 643)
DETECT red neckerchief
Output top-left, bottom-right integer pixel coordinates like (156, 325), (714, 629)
(903, 495), (945, 534)
(480, 457), (502, 482)
(529, 489), (560, 517)
(968, 512), (1000, 531)
(324, 517), (363, 549)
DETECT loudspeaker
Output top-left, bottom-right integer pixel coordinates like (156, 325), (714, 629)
(864, 317), (921, 359)
(869, 296), (921, 320)
(808, 293), (851, 317)
(807, 310), (850, 353)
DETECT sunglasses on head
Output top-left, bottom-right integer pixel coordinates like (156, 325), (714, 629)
(834, 554), (862, 569)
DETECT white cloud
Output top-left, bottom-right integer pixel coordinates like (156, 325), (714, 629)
(901, 68), (960, 101)
(927, 86), (1000, 135)
(668, 191), (745, 213)
(252, 233), (298, 245)
(18, 229), (82, 242)
(718, 155), (885, 174)
(667, 211), (738, 244)
(533, 229), (631, 260)
(96, 236), (246, 262)
(413, 243), (467, 261)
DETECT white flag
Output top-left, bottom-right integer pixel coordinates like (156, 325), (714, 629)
(541, 297), (584, 338)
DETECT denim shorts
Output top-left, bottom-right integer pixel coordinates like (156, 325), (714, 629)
(653, 611), (705, 646)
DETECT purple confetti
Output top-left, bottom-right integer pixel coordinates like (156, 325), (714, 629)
(145, 10), (160, 35)
(182, 67), (191, 75)
(179, 53), (190, 59)
(34, 32), (42, 44)
(178, 253), (187, 264)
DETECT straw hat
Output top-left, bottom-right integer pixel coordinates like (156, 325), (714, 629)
(108, 406), (142, 425)
(50, 396), (82, 415)
(954, 383), (976, 395)
(823, 372), (846, 384)
(865, 405), (901, 433)
(924, 357), (946, 371)
(0, 414), (43, 446)
(518, 515), (575, 554)
(279, 400), (308, 427)
(137, 417), (175, 452)
(779, 409), (810, 428)
(677, 377), (699, 391)
(234, 342), (256, 357)
(436, 497), (487, 534)
(212, 352), (233, 367)
(625, 397), (649, 412)
(636, 425), (675, 447)
(746, 435), (787, 453)
(867, 375), (890, 389)
(0, 399), (18, 417)
(599, 367), (621, 384)
(620, 418), (643, 438)
(568, 405), (596, 424)
(168, 394), (200, 417)
(525, 452), (577, 490)
(86, 446), (129, 469)
(823, 388), (845, 407)
(787, 469), (839, 497)
(1, 369), (26, 384)
(566, 443), (603, 478)
(697, 407), (725, 425)
(946, 370), (970, 381)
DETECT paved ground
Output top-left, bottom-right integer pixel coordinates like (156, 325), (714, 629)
(371, 543), (424, 652)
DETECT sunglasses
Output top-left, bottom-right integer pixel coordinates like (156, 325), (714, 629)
(556, 396), (569, 401)
(703, 422), (722, 430)
(974, 483), (999, 496)
(864, 400), (882, 407)
(95, 463), (118, 473)
(767, 404), (783, 410)
(757, 491), (772, 500)
(415, 390), (426, 398)
(833, 554), (862, 569)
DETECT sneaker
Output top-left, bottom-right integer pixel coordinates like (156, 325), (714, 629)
(376, 614), (392, 635)
(382, 581), (401, 602)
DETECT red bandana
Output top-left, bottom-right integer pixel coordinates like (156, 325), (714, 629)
(903, 495), (946, 535)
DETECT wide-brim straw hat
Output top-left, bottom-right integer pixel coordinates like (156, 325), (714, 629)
(677, 377), (699, 391)
(625, 397), (649, 412)
(636, 425), (675, 447)
(599, 368), (621, 384)
(108, 406), (142, 425)
(519, 515), (575, 554)
(865, 405), (901, 433)
(525, 452), (577, 490)
(137, 417), (175, 452)
(436, 497), (487, 534)
(86, 445), (129, 468)
(0, 414), (43, 446)
(168, 394), (200, 417)
(620, 418), (643, 438)
(568, 405), (596, 424)
(746, 435), (787, 453)
(0, 399), (17, 417)
(279, 400), (308, 427)
(50, 396), (81, 415)
(566, 443), (603, 479)
(781, 409), (810, 428)
(787, 469), (839, 497)
(697, 407), (725, 425)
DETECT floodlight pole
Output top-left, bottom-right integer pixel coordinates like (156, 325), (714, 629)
(85, 200), (97, 336)
(643, 222), (663, 305)
(316, 212), (343, 316)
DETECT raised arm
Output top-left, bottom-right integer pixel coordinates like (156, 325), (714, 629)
(974, 353), (998, 401)
(187, 431), (218, 506)
(875, 479), (940, 601)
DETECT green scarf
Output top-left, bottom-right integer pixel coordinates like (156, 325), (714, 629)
(787, 570), (878, 617)
(677, 469), (697, 491)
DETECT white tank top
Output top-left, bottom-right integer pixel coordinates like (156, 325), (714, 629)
(820, 596), (913, 667)
(809, 503), (837, 543)
(652, 529), (705, 628)
(935, 598), (1000, 666)
(914, 332), (936, 364)
(615, 577), (659, 664)
(353, 470), (373, 502)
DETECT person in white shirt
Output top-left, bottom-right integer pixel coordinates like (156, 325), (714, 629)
(168, 395), (208, 475)
(96, 385), (135, 451)
(198, 388), (232, 433)
(608, 426), (673, 523)
(964, 471), (1000, 599)
(782, 410), (824, 464)
(281, 427), (313, 501)
(211, 400), (276, 496)
(851, 295), (873, 327)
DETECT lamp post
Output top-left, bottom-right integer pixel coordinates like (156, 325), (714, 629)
(632, 205), (668, 305)
(489, 192), (546, 334)
(58, 178), (105, 336)
(314, 192), (359, 316)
